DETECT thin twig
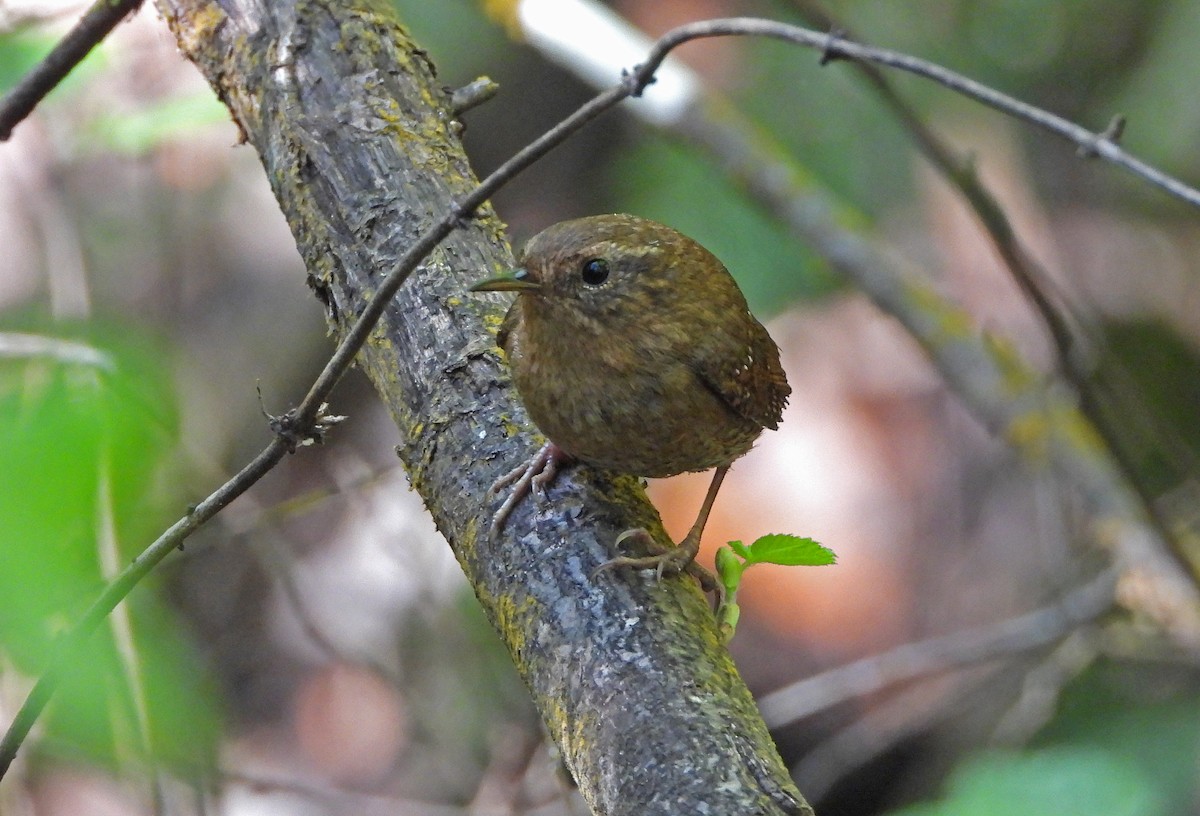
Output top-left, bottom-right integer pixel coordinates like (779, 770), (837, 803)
(780, 0), (1200, 605)
(449, 76), (500, 115)
(632, 18), (1200, 209)
(782, 0), (1079, 364)
(791, 668), (995, 802)
(220, 768), (467, 816)
(757, 570), (1116, 728)
(0, 0), (144, 140)
(0, 331), (115, 369)
(990, 630), (1098, 745)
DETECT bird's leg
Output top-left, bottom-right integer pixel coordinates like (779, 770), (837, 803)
(488, 441), (572, 538)
(593, 466), (729, 600)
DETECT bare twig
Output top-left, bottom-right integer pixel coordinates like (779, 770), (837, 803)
(757, 570), (1116, 728)
(990, 630), (1099, 745)
(0, 331), (114, 369)
(633, 17), (1200, 208)
(449, 76), (500, 116)
(782, 0), (1080, 365)
(0, 0), (144, 140)
(780, 0), (1200, 608)
(791, 669), (995, 802)
(220, 768), (467, 816)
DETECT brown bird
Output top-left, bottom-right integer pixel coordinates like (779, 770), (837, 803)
(470, 214), (790, 590)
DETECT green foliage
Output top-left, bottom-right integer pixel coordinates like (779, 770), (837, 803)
(715, 534), (834, 641)
(728, 533), (837, 567)
(0, 318), (219, 772)
(0, 29), (51, 94)
(889, 747), (1164, 816)
(890, 661), (1200, 816)
(0, 26), (106, 98)
(89, 91), (230, 155)
(1033, 663), (1200, 814)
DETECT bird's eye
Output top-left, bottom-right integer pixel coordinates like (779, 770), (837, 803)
(580, 258), (610, 286)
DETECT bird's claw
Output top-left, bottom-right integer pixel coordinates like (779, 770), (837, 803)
(592, 528), (723, 604)
(488, 442), (569, 538)
(530, 454), (560, 499)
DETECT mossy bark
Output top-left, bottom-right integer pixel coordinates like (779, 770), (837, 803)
(153, 1), (811, 813)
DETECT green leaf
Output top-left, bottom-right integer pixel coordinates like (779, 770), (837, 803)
(888, 747), (1164, 816)
(746, 534), (836, 566)
(0, 318), (219, 771)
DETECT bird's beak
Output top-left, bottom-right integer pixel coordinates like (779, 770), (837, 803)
(468, 268), (542, 292)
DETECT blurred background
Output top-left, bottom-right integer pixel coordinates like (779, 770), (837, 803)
(3, 0), (1200, 814)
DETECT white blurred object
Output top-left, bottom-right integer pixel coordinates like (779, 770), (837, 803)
(515, 0), (701, 127)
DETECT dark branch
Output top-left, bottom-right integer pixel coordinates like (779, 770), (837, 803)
(0, 0), (144, 141)
(636, 18), (1200, 209)
(757, 570), (1116, 727)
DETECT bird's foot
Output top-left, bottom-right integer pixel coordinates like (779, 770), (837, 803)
(488, 441), (570, 538)
(592, 528), (723, 604)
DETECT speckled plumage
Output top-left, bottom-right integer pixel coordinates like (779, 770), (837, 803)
(470, 215), (793, 590)
(496, 214), (790, 477)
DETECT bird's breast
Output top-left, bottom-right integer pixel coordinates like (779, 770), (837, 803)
(508, 316), (764, 477)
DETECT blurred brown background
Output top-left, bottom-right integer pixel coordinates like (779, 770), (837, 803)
(3, 1), (1200, 814)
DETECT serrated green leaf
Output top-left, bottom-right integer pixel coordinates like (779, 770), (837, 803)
(746, 534), (836, 566)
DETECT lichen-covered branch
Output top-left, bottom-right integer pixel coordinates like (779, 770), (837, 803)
(152, 1), (809, 813)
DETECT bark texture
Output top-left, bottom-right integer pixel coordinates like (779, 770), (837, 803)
(153, 1), (811, 813)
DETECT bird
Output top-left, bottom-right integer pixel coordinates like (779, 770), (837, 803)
(470, 213), (790, 592)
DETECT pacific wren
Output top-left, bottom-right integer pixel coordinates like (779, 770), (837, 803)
(471, 214), (790, 589)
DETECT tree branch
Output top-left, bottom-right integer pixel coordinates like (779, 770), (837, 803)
(0, 0), (144, 140)
(635, 17), (1200, 209)
(757, 570), (1116, 728)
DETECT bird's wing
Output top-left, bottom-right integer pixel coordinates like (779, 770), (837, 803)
(692, 318), (790, 431)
